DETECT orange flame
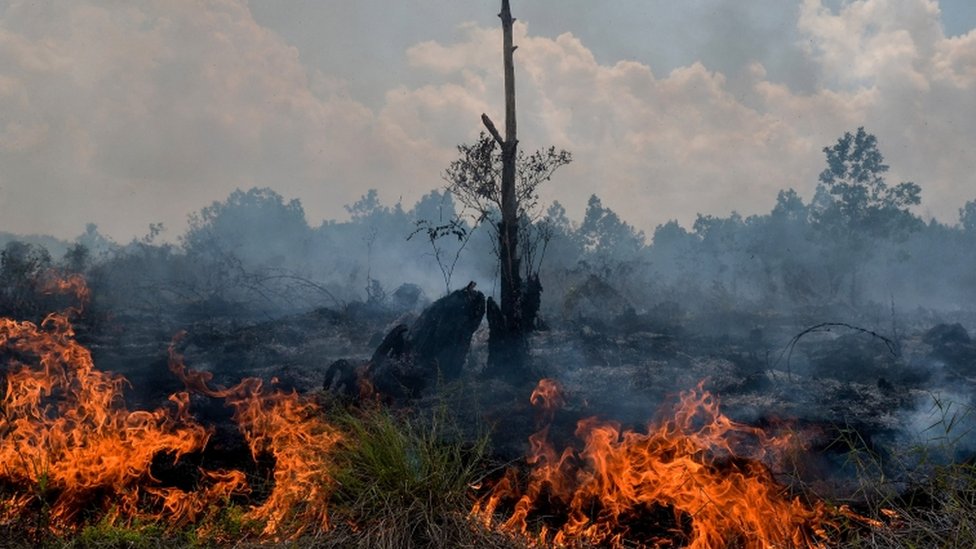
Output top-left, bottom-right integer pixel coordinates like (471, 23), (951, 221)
(0, 276), (339, 539)
(0, 279), (221, 529)
(473, 379), (832, 548)
(530, 377), (564, 421)
(168, 340), (341, 539)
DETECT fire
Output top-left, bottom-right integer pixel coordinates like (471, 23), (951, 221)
(0, 275), (339, 539)
(0, 275), (219, 529)
(530, 377), (564, 419)
(168, 340), (341, 539)
(473, 379), (832, 548)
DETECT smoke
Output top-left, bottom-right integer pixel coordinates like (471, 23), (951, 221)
(1, 173), (975, 502)
(899, 389), (976, 460)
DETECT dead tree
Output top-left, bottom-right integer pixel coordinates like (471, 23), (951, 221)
(482, 0), (526, 377)
(441, 0), (570, 380)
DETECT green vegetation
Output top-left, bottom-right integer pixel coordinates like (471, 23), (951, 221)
(829, 393), (976, 549)
(326, 403), (513, 549)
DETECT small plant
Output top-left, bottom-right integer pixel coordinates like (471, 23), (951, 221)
(72, 518), (167, 549)
(329, 403), (499, 548)
(833, 393), (976, 548)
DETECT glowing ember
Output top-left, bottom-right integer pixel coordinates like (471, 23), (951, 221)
(473, 379), (832, 548)
(0, 275), (339, 539)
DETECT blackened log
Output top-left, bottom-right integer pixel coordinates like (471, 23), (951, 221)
(408, 284), (485, 379)
(371, 324), (409, 365)
(356, 284), (485, 399)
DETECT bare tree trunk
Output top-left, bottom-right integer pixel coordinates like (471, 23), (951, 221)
(499, 0), (520, 336)
(483, 0), (529, 377)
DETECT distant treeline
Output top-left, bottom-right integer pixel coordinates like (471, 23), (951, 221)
(2, 129), (975, 324)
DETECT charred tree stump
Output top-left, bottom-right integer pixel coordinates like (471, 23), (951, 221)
(371, 324), (409, 364)
(407, 284), (485, 379)
(328, 284), (486, 400)
(485, 296), (530, 381)
(523, 273), (542, 331)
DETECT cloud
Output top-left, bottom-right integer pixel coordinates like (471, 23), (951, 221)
(0, 0), (972, 242)
(396, 22), (815, 229)
(395, 0), (976, 231)
(0, 0), (390, 240)
(791, 0), (976, 219)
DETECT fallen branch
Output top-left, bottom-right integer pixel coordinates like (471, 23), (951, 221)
(774, 322), (899, 381)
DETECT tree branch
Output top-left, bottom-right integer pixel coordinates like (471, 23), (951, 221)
(482, 113), (504, 146)
(774, 322), (899, 381)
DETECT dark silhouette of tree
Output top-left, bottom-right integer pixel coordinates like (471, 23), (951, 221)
(445, 135), (571, 286)
(61, 243), (91, 274)
(345, 189), (387, 220)
(771, 188), (808, 223)
(576, 194), (644, 276)
(811, 127), (921, 238)
(181, 187), (313, 312)
(183, 187), (309, 265)
(960, 198), (976, 232)
(0, 241), (52, 318)
(409, 193), (472, 294)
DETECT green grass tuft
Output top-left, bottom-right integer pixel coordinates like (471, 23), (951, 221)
(326, 402), (504, 548)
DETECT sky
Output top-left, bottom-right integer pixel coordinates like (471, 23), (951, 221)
(0, 0), (973, 242)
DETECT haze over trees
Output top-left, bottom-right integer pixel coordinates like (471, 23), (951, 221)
(1, 125), (973, 335)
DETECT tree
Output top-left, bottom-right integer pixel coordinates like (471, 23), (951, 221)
(770, 188), (808, 223)
(576, 195), (645, 276)
(0, 241), (52, 318)
(444, 0), (571, 378)
(960, 198), (976, 232)
(345, 189), (387, 221)
(445, 134), (571, 283)
(810, 128), (922, 304)
(811, 127), (921, 238)
(181, 187), (312, 310)
(61, 243), (91, 274)
(408, 191), (473, 295)
(183, 187), (309, 266)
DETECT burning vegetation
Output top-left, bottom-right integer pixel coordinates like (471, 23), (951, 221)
(0, 275), (340, 542)
(1, 4), (976, 547)
(0, 270), (973, 547)
(473, 379), (832, 548)
(0, 274), (836, 547)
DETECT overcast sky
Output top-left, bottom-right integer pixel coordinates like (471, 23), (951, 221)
(0, 0), (974, 241)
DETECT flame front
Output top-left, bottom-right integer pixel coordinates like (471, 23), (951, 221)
(168, 341), (341, 539)
(474, 379), (831, 548)
(0, 275), (339, 539)
(0, 275), (224, 528)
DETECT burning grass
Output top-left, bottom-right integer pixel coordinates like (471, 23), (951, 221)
(472, 379), (834, 548)
(2, 275), (976, 547)
(0, 275), (218, 531)
(0, 274), (339, 543)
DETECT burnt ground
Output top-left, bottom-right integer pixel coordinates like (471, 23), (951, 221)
(80, 300), (976, 504)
